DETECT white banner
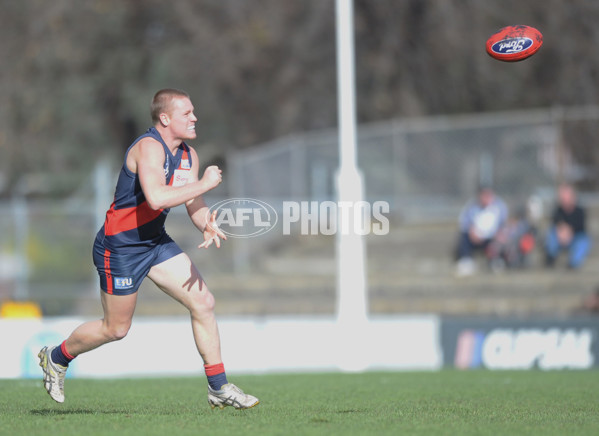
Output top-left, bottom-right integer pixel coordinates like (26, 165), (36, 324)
(0, 315), (441, 378)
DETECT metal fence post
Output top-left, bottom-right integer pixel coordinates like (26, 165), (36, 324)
(12, 194), (29, 301)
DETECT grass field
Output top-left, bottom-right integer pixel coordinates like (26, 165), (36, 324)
(1, 370), (598, 436)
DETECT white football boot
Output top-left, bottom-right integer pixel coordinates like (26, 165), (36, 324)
(38, 346), (67, 403)
(207, 383), (259, 410)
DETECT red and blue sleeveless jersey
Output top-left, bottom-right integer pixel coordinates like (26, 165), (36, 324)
(96, 127), (192, 253)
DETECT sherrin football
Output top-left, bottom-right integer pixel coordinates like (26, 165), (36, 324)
(486, 25), (543, 62)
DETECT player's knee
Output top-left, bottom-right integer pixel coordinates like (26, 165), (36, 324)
(106, 323), (131, 341)
(189, 290), (216, 318)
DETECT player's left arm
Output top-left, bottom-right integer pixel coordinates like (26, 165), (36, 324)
(185, 147), (227, 249)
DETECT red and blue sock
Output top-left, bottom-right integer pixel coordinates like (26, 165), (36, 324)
(205, 363), (228, 390)
(51, 341), (75, 367)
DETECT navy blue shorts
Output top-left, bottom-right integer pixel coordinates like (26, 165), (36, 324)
(93, 233), (183, 295)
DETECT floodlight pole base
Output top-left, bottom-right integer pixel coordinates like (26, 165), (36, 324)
(335, 166), (369, 327)
(335, 167), (370, 373)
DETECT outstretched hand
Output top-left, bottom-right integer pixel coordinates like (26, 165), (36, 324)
(199, 210), (228, 249)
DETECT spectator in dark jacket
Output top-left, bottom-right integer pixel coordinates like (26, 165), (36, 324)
(545, 183), (591, 269)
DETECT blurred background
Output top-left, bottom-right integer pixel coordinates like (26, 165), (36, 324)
(2, 0), (599, 323)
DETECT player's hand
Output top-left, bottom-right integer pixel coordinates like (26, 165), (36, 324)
(201, 165), (223, 190)
(199, 210), (227, 249)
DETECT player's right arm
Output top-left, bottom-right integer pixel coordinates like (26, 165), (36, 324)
(133, 138), (222, 210)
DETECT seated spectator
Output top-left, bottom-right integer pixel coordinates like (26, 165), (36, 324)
(545, 183), (591, 269)
(487, 207), (536, 271)
(455, 186), (508, 276)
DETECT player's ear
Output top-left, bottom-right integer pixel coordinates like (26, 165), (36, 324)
(159, 112), (170, 127)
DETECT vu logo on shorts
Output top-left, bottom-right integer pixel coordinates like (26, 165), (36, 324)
(114, 277), (134, 290)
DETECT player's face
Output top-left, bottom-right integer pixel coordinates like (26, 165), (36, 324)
(167, 97), (197, 140)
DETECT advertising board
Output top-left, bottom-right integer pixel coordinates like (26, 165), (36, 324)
(441, 317), (599, 370)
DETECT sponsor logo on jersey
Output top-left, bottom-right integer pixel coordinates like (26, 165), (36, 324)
(172, 169), (190, 187)
(180, 159), (191, 169)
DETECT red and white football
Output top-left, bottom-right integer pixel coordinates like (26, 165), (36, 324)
(486, 25), (543, 62)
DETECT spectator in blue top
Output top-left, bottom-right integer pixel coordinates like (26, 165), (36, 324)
(455, 186), (508, 276)
(545, 183), (591, 269)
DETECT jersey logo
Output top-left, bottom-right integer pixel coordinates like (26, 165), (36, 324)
(181, 159), (191, 170)
(172, 169), (190, 187)
(164, 160), (170, 177)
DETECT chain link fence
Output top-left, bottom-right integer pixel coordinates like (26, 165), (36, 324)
(228, 108), (576, 221)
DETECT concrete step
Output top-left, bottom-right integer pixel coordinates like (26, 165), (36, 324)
(46, 221), (599, 317)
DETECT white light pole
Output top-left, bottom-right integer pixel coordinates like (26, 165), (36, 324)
(335, 0), (368, 328)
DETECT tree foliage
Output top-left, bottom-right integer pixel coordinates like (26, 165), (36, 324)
(2, 0), (599, 196)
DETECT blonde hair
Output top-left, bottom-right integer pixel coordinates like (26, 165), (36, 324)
(150, 88), (190, 124)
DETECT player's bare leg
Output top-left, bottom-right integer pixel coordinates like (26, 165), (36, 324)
(63, 291), (138, 355)
(148, 253), (258, 409)
(148, 253), (221, 364)
(39, 291), (137, 403)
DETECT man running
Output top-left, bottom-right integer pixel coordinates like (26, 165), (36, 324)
(38, 88), (258, 410)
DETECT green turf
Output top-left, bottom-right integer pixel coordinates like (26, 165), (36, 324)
(1, 371), (598, 436)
